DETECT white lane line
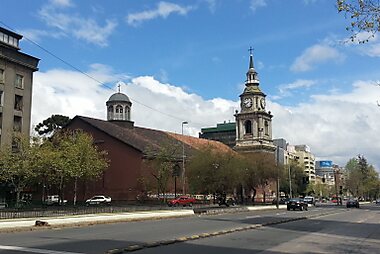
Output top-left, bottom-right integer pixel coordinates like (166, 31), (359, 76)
(246, 215), (261, 219)
(0, 245), (84, 254)
(276, 212), (286, 216)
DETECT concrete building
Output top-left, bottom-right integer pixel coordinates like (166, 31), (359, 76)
(289, 145), (316, 182)
(199, 122), (236, 148)
(316, 160), (335, 185)
(0, 27), (39, 147)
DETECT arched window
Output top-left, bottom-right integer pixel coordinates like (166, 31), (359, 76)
(115, 105), (123, 120)
(245, 120), (252, 134)
(264, 121), (269, 135)
(125, 107), (130, 120)
(108, 105), (113, 113)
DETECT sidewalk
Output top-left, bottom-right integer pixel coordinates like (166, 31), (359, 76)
(0, 205), (286, 233)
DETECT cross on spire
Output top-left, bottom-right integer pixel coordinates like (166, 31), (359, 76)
(118, 83), (121, 93)
(248, 46), (254, 55)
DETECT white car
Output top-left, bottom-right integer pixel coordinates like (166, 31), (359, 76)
(45, 195), (67, 206)
(85, 195), (111, 206)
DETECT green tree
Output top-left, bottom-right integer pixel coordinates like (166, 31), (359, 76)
(337, 0), (380, 43)
(243, 153), (278, 203)
(0, 133), (39, 206)
(46, 130), (109, 205)
(144, 140), (182, 201)
(34, 115), (71, 136)
(187, 146), (242, 198)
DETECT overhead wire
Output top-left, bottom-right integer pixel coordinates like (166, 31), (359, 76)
(0, 20), (221, 127)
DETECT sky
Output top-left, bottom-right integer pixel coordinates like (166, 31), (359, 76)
(1, 0), (380, 170)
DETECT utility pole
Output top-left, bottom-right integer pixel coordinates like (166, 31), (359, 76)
(276, 146), (280, 209)
(181, 121), (188, 195)
(288, 163), (292, 198)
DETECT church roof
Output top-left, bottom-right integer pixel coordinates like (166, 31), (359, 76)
(107, 92), (131, 103)
(69, 116), (233, 157)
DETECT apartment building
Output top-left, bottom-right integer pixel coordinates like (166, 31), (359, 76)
(0, 27), (39, 147)
(288, 144), (316, 182)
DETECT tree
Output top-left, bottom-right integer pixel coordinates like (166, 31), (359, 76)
(345, 155), (380, 199)
(34, 115), (71, 136)
(337, 0), (380, 43)
(187, 146), (242, 200)
(144, 140), (182, 201)
(243, 153), (278, 203)
(0, 133), (39, 206)
(46, 130), (109, 205)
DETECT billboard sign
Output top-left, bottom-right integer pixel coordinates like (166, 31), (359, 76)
(319, 161), (333, 168)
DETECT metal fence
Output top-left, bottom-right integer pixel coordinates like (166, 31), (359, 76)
(0, 204), (175, 220)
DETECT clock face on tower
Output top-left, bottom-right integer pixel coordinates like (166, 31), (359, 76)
(243, 98), (252, 108)
(260, 98), (266, 109)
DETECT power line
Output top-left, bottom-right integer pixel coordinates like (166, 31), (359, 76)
(0, 20), (196, 124)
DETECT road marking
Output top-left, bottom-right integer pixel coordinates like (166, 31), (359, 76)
(246, 215), (261, 219)
(276, 212), (286, 216)
(0, 245), (84, 254)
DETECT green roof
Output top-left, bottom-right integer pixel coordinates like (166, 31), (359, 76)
(201, 122), (236, 133)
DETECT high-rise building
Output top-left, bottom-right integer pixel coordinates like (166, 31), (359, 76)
(290, 145), (316, 182)
(0, 27), (39, 146)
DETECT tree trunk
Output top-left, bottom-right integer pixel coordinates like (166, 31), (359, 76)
(73, 177), (78, 206)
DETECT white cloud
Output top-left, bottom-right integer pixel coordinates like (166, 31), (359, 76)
(250, 0), (267, 12)
(32, 66), (380, 170)
(37, 1), (117, 47)
(275, 79), (317, 99)
(127, 2), (194, 26)
(271, 80), (380, 170)
(291, 44), (345, 72)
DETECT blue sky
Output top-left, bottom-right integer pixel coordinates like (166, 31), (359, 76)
(2, 0), (380, 169)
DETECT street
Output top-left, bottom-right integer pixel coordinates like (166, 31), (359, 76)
(0, 204), (379, 253)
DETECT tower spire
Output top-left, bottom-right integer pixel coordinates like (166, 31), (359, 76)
(246, 47), (259, 85)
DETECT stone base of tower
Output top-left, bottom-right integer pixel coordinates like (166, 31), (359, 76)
(233, 143), (276, 154)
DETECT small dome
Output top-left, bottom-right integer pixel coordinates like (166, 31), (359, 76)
(107, 92), (131, 103)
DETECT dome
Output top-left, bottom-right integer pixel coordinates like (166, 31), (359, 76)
(107, 92), (131, 103)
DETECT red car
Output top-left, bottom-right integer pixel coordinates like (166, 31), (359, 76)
(168, 196), (196, 207)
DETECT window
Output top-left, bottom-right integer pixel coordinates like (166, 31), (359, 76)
(115, 105), (123, 120)
(264, 121), (269, 135)
(0, 69), (4, 83)
(13, 116), (22, 132)
(15, 74), (24, 89)
(14, 95), (23, 111)
(0, 90), (3, 106)
(244, 120), (252, 134)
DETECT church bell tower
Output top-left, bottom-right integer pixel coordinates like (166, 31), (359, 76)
(234, 50), (275, 153)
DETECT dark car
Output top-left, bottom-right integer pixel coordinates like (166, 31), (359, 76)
(346, 199), (359, 208)
(272, 197), (289, 205)
(287, 198), (308, 211)
(168, 196), (196, 207)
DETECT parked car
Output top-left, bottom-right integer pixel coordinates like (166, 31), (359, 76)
(303, 196), (316, 206)
(375, 199), (380, 204)
(346, 199), (359, 208)
(85, 195), (111, 206)
(287, 198), (308, 211)
(168, 196), (196, 207)
(272, 197), (289, 205)
(45, 195), (67, 206)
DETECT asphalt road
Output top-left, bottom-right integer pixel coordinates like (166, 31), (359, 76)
(0, 204), (379, 254)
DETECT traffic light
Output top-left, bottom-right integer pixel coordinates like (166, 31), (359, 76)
(339, 186), (343, 195)
(306, 177), (309, 184)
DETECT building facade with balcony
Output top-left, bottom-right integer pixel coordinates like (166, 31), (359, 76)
(0, 27), (39, 147)
(288, 144), (316, 182)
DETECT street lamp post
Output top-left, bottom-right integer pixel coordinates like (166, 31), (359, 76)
(288, 164), (292, 198)
(276, 146), (280, 209)
(181, 121), (188, 195)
